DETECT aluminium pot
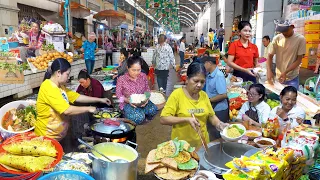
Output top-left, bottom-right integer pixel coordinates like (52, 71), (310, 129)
(89, 141), (139, 180)
(90, 118), (136, 139)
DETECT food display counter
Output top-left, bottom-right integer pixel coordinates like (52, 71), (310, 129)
(0, 55), (104, 99)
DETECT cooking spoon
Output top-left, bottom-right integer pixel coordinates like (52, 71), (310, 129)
(77, 138), (128, 163)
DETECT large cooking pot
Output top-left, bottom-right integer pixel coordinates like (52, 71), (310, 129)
(89, 141), (139, 180)
(90, 118), (136, 139)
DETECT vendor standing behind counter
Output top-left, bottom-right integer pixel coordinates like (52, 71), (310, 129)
(35, 58), (111, 141)
(227, 21), (259, 83)
(27, 22), (44, 57)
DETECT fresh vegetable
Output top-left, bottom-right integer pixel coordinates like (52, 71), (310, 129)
(229, 97), (245, 110)
(177, 158), (198, 170)
(266, 99), (280, 109)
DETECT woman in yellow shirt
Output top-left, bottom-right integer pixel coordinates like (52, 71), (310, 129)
(208, 28), (214, 48)
(35, 58), (111, 141)
(160, 62), (229, 148)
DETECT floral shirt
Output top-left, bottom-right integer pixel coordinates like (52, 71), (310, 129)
(82, 40), (97, 60)
(116, 72), (150, 109)
(152, 43), (175, 70)
(29, 31), (44, 49)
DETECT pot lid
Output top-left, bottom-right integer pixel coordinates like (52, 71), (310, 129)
(91, 121), (129, 134)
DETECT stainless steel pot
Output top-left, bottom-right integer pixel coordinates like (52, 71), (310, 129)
(89, 141), (139, 180)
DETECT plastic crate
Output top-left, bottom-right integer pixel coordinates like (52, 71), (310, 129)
(38, 170), (94, 180)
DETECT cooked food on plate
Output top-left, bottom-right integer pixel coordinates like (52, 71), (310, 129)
(55, 160), (90, 174)
(0, 153), (55, 172)
(1, 104), (37, 132)
(145, 138), (199, 180)
(226, 125), (244, 138)
(246, 132), (259, 137)
(3, 137), (57, 157)
(256, 140), (273, 146)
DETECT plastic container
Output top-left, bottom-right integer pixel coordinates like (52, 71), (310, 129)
(8, 42), (19, 49)
(304, 76), (317, 98)
(38, 170), (94, 180)
(305, 20), (320, 30)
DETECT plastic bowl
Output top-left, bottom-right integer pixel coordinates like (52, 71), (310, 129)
(220, 124), (246, 142)
(254, 137), (276, 148)
(0, 100), (36, 137)
(38, 170), (94, 180)
(245, 130), (262, 140)
(231, 77), (243, 87)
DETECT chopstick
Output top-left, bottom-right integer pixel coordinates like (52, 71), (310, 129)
(191, 114), (209, 155)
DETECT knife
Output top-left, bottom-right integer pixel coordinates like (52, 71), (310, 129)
(191, 114), (209, 155)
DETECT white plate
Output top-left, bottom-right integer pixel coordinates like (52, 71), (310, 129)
(64, 152), (92, 164)
(245, 130), (262, 140)
(221, 124), (246, 142)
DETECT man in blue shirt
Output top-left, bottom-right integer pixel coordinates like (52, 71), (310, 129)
(202, 56), (229, 140)
(200, 33), (204, 47)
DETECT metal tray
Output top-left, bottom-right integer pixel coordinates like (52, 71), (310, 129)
(197, 141), (258, 175)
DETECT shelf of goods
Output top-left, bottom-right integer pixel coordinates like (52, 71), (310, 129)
(286, 2), (320, 71)
(112, 48), (155, 66)
(0, 54), (104, 99)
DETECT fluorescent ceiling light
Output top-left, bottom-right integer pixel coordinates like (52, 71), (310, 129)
(179, 11), (195, 21)
(180, 20), (192, 27)
(179, 5), (198, 17)
(186, 0), (201, 11)
(179, 15), (193, 24)
(125, 0), (160, 25)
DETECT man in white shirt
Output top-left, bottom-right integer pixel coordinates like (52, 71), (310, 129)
(179, 37), (186, 69)
(262, 35), (275, 74)
(152, 34), (176, 91)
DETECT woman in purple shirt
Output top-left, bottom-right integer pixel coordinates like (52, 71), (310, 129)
(116, 56), (158, 124)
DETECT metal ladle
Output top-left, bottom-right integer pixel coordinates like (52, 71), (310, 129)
(77, 138), (128, 163)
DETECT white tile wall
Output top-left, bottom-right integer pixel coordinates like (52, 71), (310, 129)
(0, 58), (104, 99)
(111, 50), (155, 66)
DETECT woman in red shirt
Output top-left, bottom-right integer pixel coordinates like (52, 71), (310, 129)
(227, 21), (259, 83)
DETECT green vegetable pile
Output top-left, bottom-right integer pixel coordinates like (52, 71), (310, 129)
(267, 99), (280, 109)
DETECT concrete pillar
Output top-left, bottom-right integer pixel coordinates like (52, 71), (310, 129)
(224, 0), (235, 44)
(210, 3), (217, 29)
(0, 0), (19, 37)
(256, 0), (282, 56)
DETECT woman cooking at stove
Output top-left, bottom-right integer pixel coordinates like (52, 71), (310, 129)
(116, 56), (158, 125)
(35, 58), (111, 141)
(160, 62), (229, 148)
(270, 86), (305, 129)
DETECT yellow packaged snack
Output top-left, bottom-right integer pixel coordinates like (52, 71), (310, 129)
(250, 151), (288, 180)
(225, 156), (270, 179)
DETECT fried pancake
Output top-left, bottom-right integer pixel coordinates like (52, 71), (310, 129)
(154, 167), (168, 174)
(156, 168), (191, 180)
(146, 149), (161, 164)
(161, 157), (178, 170)
(145, 162), (160, 174)
(156, 140), (177, 160)
(174, 151), (191, 164)
(190, 151), (200, 161)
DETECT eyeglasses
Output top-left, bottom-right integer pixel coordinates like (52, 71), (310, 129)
(247, 92), (259, 97)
